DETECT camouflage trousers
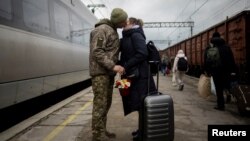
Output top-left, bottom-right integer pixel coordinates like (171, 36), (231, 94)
(91, 75), (114, 140)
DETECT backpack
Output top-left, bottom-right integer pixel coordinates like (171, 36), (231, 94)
(206, 46), (221, 69)
(147, 41), (161, 74)
(177, 57), (188, 71)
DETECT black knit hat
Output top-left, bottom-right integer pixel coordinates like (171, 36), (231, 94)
(212, 32), (220, 38)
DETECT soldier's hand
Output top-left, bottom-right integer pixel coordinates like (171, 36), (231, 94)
(113, 65), (124, 74)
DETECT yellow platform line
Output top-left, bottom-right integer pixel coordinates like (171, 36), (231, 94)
(43, 101), (93, 141)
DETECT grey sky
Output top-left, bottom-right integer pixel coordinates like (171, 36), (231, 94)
(81, 0), (250, 50)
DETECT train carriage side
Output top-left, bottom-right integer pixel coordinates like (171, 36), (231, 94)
(180, 42), (186, 54)
(227, 11), (250, 83)
(185, 39), (191, 73)
(0, 0), (97, 109)
(195, 34), (202, 77)
(201, 32), (209, 66)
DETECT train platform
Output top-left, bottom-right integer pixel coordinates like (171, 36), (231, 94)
(1, 74), (250, 141)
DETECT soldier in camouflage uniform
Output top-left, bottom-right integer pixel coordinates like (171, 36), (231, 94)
(89, 8), (127, 141)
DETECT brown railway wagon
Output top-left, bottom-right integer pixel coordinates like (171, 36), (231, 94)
(160, 10), (250, 82)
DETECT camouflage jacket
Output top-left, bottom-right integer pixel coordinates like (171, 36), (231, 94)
(89, 19), (120, 77)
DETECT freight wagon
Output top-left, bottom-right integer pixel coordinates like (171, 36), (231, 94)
(160, 10), (250, 83)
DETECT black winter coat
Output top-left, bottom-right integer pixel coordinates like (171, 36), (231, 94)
(204, 37), (237, 88)
(119, 27), (157, 116)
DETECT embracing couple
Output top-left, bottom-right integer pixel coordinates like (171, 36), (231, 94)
(89, 8), (156, 141)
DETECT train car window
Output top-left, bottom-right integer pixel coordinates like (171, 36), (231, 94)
(54, 3), (70, 40)
(71, 13), (84, 45)
(0, 0), (12, 20)
(22, 0), (50, 33)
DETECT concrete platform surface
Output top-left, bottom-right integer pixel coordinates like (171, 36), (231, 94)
(2, 74), (250, 141)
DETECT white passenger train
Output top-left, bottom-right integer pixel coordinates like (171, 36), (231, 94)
(0, 0), (98, 109)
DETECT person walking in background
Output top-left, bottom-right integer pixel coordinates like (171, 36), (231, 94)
(166, 56), (171, 76)
(161, 57), (168, 76)
(119, 17), (157, 141)
(172, 49), (188, 91)
(204, 32), (237, 111)
(89, 8), (127, 141)
(170, 56), (177, 86)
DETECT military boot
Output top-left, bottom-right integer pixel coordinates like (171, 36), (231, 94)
(92, 133), (110, 141)
(105, 130), (116, 138)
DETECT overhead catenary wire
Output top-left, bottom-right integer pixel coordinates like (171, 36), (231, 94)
(83, 0), (250, 49)
(173, 0), (192, 22)
(167, 0), (247, 46)
(167, 0), (209, 40)
(186, 0), (209, 20)
(195, 0), (244, 31)
(152, 0), (191, 46)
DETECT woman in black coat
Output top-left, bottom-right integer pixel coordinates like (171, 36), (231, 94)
(119, 17), (157, 140)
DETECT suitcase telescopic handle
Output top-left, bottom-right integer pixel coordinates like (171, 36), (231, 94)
(148, 61), (160, 94)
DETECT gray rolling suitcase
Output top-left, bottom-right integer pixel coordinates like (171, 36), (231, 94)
(139, 61), (174, 141)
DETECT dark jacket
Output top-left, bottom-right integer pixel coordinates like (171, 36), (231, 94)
(120, 27), (156, 115)
(120, 27), (148, 78)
